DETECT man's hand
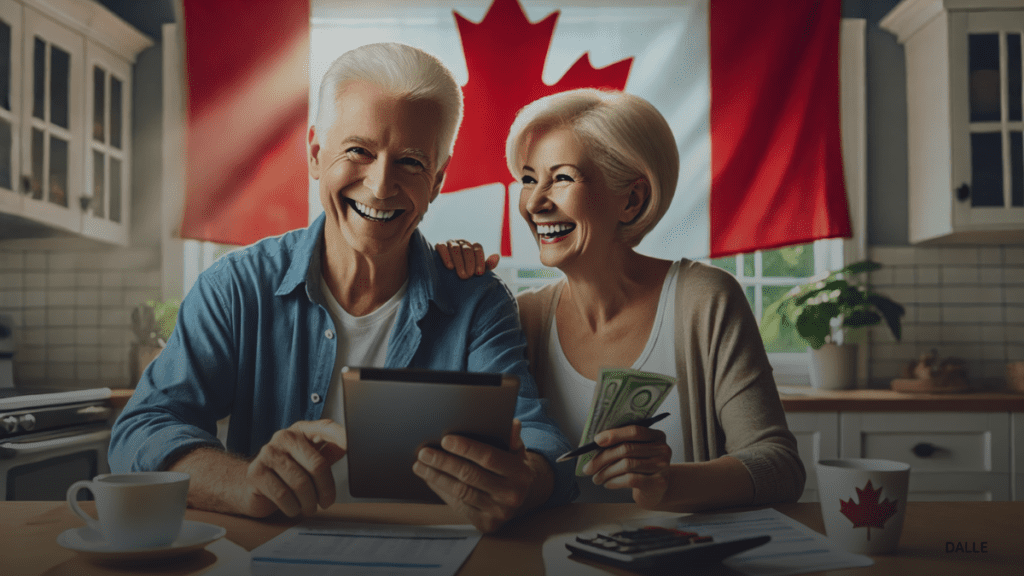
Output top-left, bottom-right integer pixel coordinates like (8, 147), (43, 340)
(436, 240), (500, 279)
(582, 424), (673, 510)
(412, 419), (549, 533)
(242, 419), (347, 518)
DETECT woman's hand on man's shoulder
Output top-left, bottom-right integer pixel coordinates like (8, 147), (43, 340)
(436, 240), (500, 279)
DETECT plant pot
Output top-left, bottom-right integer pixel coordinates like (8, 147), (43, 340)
(807, 343), (858, 390)
(130, 342), (164, 388)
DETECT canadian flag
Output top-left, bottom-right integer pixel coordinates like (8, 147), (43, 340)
(184, 0), (851, 262)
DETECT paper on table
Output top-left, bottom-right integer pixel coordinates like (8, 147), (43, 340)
(249, 519), (481, 576)
(675, 508), (873, 576)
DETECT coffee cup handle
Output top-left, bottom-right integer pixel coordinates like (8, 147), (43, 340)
(66, 480), (101, 532)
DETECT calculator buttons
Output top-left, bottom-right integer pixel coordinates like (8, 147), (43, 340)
(566, 525), (770, 571)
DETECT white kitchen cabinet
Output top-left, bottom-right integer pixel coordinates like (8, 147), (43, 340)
(881, 0), (1024, 244)
(785, 412), (840, 503)
(841, 412), (1011, 501)
(786, 409), (1015, 502)
(0, 0), (150, 245)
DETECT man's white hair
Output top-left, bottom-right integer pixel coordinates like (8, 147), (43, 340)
(506, 89), (679, 247)
(317, 43), (464, 166)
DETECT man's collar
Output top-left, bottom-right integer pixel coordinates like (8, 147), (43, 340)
(275, 214), (326, 297)
(276, 214), (454, 316)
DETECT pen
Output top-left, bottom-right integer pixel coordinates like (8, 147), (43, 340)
(556, 412), (671, 463)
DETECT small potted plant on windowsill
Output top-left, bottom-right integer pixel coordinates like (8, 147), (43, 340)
(759, 260), (905, 390)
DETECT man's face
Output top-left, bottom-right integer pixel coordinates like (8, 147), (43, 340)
(308, 80), (447, 259)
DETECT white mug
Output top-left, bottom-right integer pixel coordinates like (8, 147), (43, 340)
(815, 459), (910, 555)
(66, 471), (190, 550)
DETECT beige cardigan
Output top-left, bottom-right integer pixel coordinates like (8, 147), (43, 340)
(517, 259), (806, 505)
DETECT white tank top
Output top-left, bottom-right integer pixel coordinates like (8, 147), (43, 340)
(543, 261), (683, 503)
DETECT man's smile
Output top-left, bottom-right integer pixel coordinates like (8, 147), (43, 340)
(344, 197), (404, 222)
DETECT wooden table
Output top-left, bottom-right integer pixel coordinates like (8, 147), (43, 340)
(1, 501), (1020, 575)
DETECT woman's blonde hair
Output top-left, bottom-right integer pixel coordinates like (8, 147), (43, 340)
(505, 89), (678, 247)
(317, 43), (463, 166)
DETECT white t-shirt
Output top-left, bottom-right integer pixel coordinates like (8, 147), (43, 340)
(542, 261), (683, 503)
(318, 274), (406, 502)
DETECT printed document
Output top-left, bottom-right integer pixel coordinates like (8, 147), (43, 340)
(250, 519), (482, 576)
(676, 508), (874, 576)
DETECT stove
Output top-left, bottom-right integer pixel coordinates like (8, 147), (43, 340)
(0, 388), (113, 439)
(0, 387), (114, 500)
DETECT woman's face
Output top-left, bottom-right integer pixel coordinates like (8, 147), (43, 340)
(517, 127), (630, 271)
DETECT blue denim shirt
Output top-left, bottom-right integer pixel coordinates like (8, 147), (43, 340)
(110, 215), (577, 507)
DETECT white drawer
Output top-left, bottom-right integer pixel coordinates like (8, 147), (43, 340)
(840, 412), (1010, 474)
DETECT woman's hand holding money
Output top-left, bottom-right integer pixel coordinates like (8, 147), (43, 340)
(582, 424), (673, 509)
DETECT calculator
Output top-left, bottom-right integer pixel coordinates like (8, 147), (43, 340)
(565, 525), (770, 572)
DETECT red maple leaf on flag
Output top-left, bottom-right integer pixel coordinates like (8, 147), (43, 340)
(443, 0), (633, 256)
(839, 480), (899, 541)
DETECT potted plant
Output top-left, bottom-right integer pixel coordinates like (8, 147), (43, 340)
(129, 299), (180, 386)
(759, 260), (905, 390)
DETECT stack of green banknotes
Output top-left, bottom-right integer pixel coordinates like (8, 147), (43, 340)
(575, 368), (675, 476)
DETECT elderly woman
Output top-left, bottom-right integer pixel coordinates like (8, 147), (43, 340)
(440, 88), (804, 510)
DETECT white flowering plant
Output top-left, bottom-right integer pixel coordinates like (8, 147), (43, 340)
(759, 260), (905, 350)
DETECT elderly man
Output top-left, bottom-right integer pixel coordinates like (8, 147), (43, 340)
(110, 43), (575, 533)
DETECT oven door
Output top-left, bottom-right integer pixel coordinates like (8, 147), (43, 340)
(0, 425), (110, 500)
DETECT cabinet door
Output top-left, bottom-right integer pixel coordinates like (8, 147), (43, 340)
(952, 10), (1024, 229)
(0, 0), (20, 212)
(17, 7), (83, 234)
(841, 412), (1011, 501)
(784, 412), (839, 503)
(80, 41), (130, 244)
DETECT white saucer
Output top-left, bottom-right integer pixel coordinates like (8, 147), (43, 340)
(57, 520), (227, 563)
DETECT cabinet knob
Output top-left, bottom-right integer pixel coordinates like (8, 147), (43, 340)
(79, 195), (92, 211)
(912, 442), (937, 458)
(20, 176), (31, 195)
(955, 183), (971, 202)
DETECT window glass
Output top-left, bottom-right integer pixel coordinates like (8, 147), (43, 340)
(30, 127), (43, 200)
(111, 77), (123, 149)
(0, 118), (10, 190)
(50, 45), (69, 129)
(763, 244), (813, 278)
(93, 150), (105, 218)
(1008, 33), (1021, 123)
(971, 132), (1004, 207)
(32, 37), (44, 120)
(110, 157), (121, 223)
(1011, 131), (1022, 207)
(48, 136), (68, 207)
(0, 20), (10, 111)
(969, 34), (1001, 123)
(93, 66), (105, 142)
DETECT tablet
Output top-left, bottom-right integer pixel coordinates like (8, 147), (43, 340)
(342, 366), (520, 502)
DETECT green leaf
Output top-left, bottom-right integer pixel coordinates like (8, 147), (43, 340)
(867, 294), (905, 341)
(843, 309), (881, 328)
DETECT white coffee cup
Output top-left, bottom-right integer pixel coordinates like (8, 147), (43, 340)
(815, 459), (910, 555)
(66, 471), (190, 550)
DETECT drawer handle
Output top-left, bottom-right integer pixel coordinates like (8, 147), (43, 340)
(912, 442), (938, 458)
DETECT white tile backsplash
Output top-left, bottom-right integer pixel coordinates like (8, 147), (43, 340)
(0, 244), (161, 390)
(869, 245), (1024, 390)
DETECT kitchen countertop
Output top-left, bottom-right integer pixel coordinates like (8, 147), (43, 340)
(111, 387), (1024, 412)
(776, 386), (1024, 412)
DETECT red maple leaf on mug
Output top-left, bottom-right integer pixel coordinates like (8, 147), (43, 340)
(839, 480), (899, 541)
(442, 0), (633, 256)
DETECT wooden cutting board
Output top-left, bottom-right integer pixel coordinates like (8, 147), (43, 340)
(891, 378), (970, 394)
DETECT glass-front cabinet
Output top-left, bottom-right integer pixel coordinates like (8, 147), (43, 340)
(0, 0), (150, 245)
(882, 0), (1024, 244)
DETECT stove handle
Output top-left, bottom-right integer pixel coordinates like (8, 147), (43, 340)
(0, 428), (111, 459)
